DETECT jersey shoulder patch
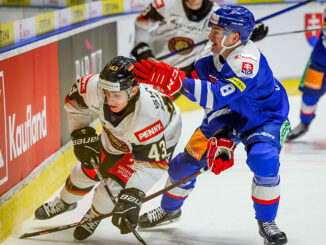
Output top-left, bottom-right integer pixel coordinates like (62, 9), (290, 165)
(227, 41), (260, 78)
(79, 74), (97, 94)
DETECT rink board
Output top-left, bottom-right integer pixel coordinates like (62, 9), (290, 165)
(0, 0), (324, 242)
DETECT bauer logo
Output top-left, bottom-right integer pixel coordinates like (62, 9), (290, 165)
(305, 13), (323, 47)
(135, 120), (164, 143)
(0, 72), (8, 185)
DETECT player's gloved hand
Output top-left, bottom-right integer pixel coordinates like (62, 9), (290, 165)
(206, 137), (236, 175)
(131, 42), (155, 62)
(112, 188), (145, 234)
(250, 23), (268, 42)
(133, 59), (185, 95)
(71, 127), (101, 169)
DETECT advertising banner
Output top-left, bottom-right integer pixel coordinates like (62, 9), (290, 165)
(102, 0), (124, 16)
(13, 17), (36, 43)
(0, 22), (14, 48)
(58, 22), (117, 144)
(35, 12), (55, 36)
(71, 4), (86, 24)
(0, 42), (61, 196)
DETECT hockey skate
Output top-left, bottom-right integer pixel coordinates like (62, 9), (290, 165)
(34, 197), (77, 220)
(258, 220), (288, 245)
(286, 122), (309, 141)
(73, 207), (101, 240)
(138, 207), (181, 229)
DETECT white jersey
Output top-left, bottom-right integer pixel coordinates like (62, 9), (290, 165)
(135, 0), (219, 68)
(64, 74), (182, 191)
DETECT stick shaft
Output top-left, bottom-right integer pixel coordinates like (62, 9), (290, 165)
(157, 0), (316, 61)
(20, 166), (208, 239)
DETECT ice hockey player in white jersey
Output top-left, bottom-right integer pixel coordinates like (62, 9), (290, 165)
(132, 0), (219, 77)
(33, 56), (182, 240)
(131, 0), (268, 78)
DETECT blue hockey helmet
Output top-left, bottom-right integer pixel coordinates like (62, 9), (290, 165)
(208, 5), (255, 42)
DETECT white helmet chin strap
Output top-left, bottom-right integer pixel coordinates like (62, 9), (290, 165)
(219, 35), (242, 56)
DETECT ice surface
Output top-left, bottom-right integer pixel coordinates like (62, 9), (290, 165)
(4, 95), (326, 245)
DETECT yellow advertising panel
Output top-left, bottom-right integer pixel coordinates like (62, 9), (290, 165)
(71, 4), (86, 24)
(67, 0), (87, 6)
(238, 0), (285, 3)
(102, 0), (124, 16)
(0, 22), (14, 48)
(2, 0), (30, 5)
(35, 12), (55, 36)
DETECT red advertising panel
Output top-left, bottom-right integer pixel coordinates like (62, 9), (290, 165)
(0, 42), (61, 196)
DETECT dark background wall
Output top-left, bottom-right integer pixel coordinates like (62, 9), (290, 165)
(58, 22), (117, 144)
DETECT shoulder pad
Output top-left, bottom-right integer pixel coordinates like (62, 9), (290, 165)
(79, 74), (98, 94)
(227, 41), (260, 78)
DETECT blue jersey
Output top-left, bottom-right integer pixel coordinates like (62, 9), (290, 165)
(182, 40), (289, 134)
(311, 30), (326, 67)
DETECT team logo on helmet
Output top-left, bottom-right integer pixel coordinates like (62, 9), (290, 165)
(168, 37), (194, 56)
(110, 65), (119, 71)
(209, 12), (220, 26)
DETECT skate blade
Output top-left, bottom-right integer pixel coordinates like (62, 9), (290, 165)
(138, 216), (181, 230)
(264, 239), (270, 245)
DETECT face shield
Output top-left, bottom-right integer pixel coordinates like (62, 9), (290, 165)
(204, 12), (242, 55)
(97, 78), (133, 106)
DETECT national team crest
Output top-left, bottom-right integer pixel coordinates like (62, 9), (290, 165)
(305, 13), (323, 47)
(241, 62), (253, 75)
(168, 37), (194, 56)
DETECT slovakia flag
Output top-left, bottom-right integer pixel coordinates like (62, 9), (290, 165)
(241, 62), (253, 75)
(305, 13), (323, 47)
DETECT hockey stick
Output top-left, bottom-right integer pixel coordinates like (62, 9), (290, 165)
(267, 27), (325, 37)
(157, 0), (316, 61)
(20, 166), (208, 238)
(88, 158), (147, 245)
(157, 39), (209, 61)
(255, 0), (316, 23)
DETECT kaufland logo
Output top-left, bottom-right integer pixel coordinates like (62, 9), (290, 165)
(8, 96), (48, 161)
(134, 121), (164, 143)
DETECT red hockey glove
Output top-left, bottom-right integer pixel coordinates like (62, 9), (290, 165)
(133, 59), (185, 95)
(206, 137), (236, 175)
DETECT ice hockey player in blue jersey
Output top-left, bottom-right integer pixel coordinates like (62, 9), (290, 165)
(133, 5), (290, 245)
(287, 9), (326, 140)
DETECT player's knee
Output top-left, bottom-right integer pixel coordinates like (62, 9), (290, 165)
(302, 94), (319, 106)
(168, 152), (201, 182)
(93, 179), (123, 214)
(247, 143), (280, 177)
(70, 163), (98, 187)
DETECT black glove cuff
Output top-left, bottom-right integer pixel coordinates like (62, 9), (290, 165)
(71, 126), (97, 139)
(131, 42), (155, 62)
(118, 188), (145, 207)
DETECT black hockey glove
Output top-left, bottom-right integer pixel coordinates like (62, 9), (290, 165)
(250, 23), (268, 42)
(112, 188), (145, 234)
(131, 42), (155, 62)
(71, 127), (100, 169)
